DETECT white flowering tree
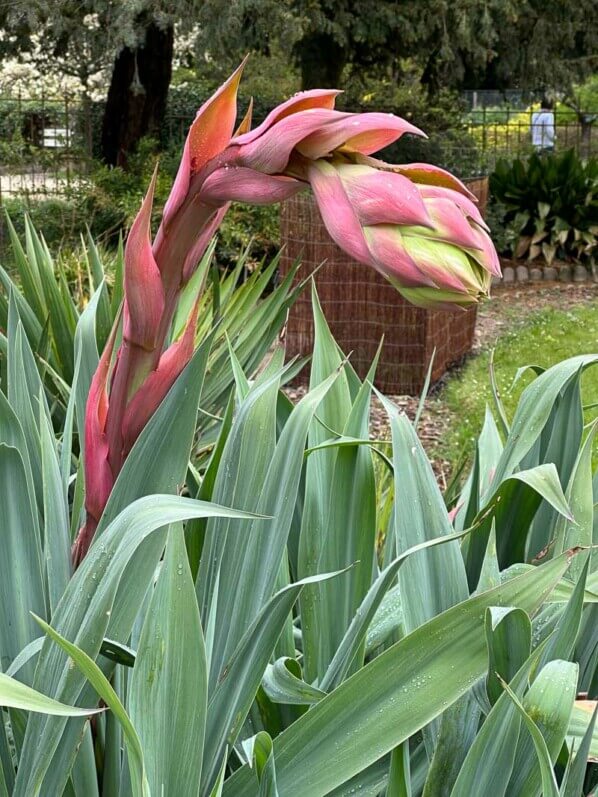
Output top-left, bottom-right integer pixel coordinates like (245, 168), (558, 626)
(0, 1), (201, 166)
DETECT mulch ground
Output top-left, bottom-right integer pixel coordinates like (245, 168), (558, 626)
(284, 281), (598, 487)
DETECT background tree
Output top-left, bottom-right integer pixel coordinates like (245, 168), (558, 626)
(195, 0), (598, 97)
(456, 0), (598, 92)
(99, 11), (174, 167)
(0, 1), (201, 166)
(195, 0), (406, 91)
(2, 0), (597, 167)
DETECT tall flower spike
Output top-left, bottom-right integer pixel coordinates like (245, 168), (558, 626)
(79, 64), (500, 564)
(306, 158), (495, 305)
(366, 158), (477, 198)
(233, 89), (340, 144)
(327, 163), (433, 227)
(296, 113), (424, 159)
(181, 205), (230, 283)
(200, 168), (304, 207)
(234, 108), (350, 173)
(163, 58), (247, 228)
(83, 339), (114, 522)
(418, 185), (489, 232)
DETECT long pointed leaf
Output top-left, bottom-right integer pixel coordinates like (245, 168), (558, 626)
(129, 523), (207, 796)
(225, 551), (578, 797)
(34, 616), (149, 797)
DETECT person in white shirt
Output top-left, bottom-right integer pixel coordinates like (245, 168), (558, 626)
(530, 97), (556, 152)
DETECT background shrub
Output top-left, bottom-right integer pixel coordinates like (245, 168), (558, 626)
(489, 149), (598, 269)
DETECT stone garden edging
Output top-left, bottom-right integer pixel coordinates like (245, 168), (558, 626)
(497, 260), (595, 285)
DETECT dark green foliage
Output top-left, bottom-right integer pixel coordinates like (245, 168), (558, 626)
(490, 150), (598, 268)
(194, 0), (598, 96)
(1, 136), (281, 267)
(1, 198), (116, 253)
(216, 204), (281, 269)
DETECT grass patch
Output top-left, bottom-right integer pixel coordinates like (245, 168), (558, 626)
(438, 301), (598, 468)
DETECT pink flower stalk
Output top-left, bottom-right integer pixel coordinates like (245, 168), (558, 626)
(74, 62), (499, 563)
(72, 66), (248, 565)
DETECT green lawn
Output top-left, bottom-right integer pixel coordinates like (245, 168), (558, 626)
(438, 301), (598, 468)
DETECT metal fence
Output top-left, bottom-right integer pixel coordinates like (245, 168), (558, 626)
(461, 89), (540, 110)
(464, 107), (598, 164)
(427, 114), (598, 177)
(0, 91), (597, 202)
(0, 92), (99, 201)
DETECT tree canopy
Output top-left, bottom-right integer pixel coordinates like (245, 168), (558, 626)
(194, 0), (597, 94)
(1, 0), (596, 163)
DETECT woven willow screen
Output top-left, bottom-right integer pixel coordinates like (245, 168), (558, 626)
(279, 177), (488, 394)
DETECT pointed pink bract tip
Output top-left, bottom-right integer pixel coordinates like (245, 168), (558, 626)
(163, 60), (247, 227)
(234, 88), (341, 146)
(297, 112), (424, 160)
(123, 169), (165, 349)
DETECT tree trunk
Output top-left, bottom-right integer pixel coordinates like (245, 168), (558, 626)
(100, 21), (174, 167)
(580, 116), (593, 158)
(420, 50), (443, 97)
(295, 33), (346, 90)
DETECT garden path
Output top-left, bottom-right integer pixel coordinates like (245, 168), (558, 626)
(286, 281), (598, 486)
